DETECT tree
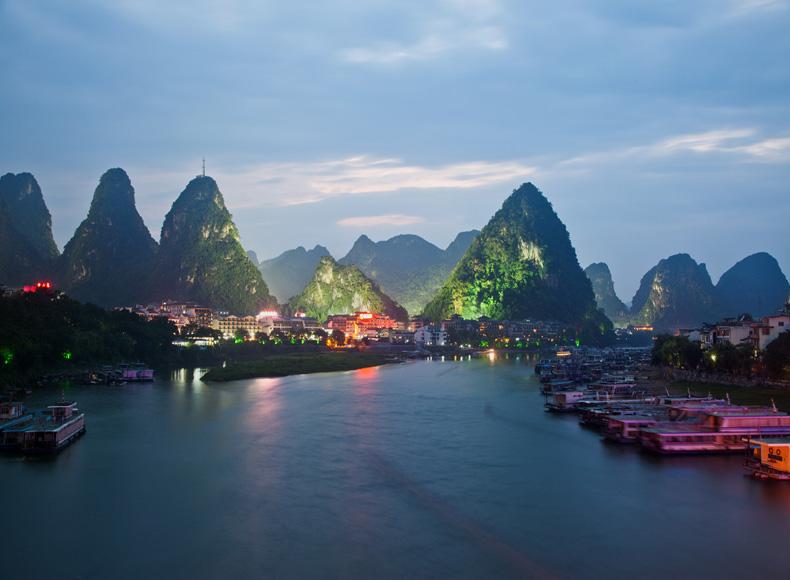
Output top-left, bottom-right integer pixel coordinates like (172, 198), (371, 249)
(234, 328), (250, 342)
(764, 333), (790, 380)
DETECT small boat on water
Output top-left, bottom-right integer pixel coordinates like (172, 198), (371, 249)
(0, 401), (86, 455)
(745, 439), (790, 481)
(118, 364), (155, 382)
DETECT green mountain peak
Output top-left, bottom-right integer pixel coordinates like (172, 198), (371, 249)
(290, 256), (407, 322)
(154, 175), (274, 314)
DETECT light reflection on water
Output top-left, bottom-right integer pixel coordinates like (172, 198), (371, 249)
(2, 358), (790, 580)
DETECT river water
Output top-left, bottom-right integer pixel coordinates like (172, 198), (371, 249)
(2, 357), (789, 579)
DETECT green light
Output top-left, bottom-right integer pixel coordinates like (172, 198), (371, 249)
(1, 348), (13, 365)
(234, 338), (243, 344)
(62, 350), (72, 360)
(575, 338), (581, 347)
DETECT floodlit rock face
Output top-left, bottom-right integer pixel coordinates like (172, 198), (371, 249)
(0, 172), (59, 262)
(630, 253), (720, 330)
(423, 183), (612, 344)
(339, 230), (479, 316)
(585, 262), (629, 324)
(59, 168), (157, 306)
(290, 256), (407, 322)
(716, 252), (790, 318)
(153, 175), (274, 314)
(259, 245), (332, 303)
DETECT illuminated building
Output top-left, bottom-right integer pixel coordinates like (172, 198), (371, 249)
(414, 325), (447, 346)
(326, 312), (399, 340)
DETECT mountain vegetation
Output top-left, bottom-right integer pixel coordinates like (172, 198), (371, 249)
(339, 231), (479, 315)
(630, 253), (720, 330)
(58, 168), (158, 307)
(584, 262), (628, 324)
(423, 183), (612, 344)
(715, 252), (790, 318)
(153, 175), (274, 314)
(0, 172), (59, 262)
(259, 245), (332, 303)
(0, 291), (175, 385)
(290, 256), (408, 322)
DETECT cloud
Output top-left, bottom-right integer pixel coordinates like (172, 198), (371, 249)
(337, 214), (425, 228)
(556, 127), (790, 170)
(339, 0), (507, 64)
(199, 156), (536, 207)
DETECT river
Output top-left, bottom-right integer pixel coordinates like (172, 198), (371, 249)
(2, 357), (789, 579)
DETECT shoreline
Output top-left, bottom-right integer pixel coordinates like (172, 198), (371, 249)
(200, 351), (398, 382)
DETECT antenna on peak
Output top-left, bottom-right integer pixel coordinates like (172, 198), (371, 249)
(202, 157), (206, 177)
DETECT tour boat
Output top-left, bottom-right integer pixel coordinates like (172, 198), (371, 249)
(1, 402), (86, 454)
(640, 408), (790, 455)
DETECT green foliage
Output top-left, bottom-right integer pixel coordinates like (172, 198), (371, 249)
(259, 245), (331, 303)
(764, 332), (790, 380)
(423, 183), (613, 345)
(0, 293), (176, 384)
(339, 232), (479, 316)
(290, 256), (408, 322)
(154, 176), (274, 314)
(202, 351), (390, 381)
(651, 334), (704, 369)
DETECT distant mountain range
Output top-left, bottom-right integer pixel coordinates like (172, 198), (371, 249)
(338, 231), (479, 315)
(257, 245), (331, 303)
(1, 169), (787, 324)
(585, 252), (790, 331)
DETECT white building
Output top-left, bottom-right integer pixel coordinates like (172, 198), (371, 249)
(414, 326), (447, 346)
(757, 313), (790, 350)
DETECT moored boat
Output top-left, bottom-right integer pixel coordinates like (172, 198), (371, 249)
(1, 402), (86, 454)
(745, 439), (790, 481)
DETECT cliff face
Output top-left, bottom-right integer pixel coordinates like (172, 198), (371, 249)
(585, 262), (628, 323)
(716, 252), (790, 317)
(630, 253), (720, 330)
(0, 172), (59, 262)
(339, 230), (479, 316)
(290, 256), (408, 322)
(0, 201), (51, 285)
(153, 175), (274, 314)
(259, 245), (332, 303)
(58, 168), (158, 306)
(423, 183), (612, 343)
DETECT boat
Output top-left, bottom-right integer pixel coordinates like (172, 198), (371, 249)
(745, 439), (790, 481)
(640, 407), (790, 455)
(0, 402), (86, 454)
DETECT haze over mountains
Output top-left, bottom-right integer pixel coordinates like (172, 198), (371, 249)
(0, 168), (787, 332)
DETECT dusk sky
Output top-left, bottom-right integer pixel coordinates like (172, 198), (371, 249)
(2, 0), (789, 301)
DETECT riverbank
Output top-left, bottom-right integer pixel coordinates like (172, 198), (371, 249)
(201, 351), (396, 381)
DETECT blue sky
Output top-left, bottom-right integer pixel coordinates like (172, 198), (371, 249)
(1, 0), (789, 301)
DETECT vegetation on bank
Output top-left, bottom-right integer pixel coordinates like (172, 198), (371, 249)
(0, 292), (175, 385)
(652, 333), (790, 381)
(670, 380), (790, 412)
(201, 351), (393, 381)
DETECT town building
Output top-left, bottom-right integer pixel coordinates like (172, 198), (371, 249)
(414, 325), (447, 346)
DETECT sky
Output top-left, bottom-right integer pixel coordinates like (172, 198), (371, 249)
(1, 0), (789, 302)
